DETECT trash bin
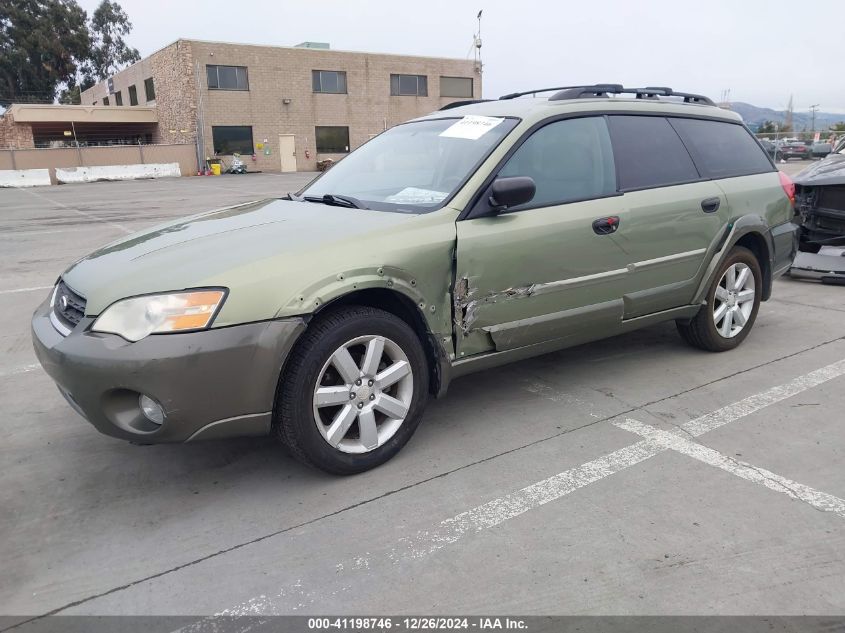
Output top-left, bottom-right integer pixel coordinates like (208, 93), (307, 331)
(210, 163), (222, 176)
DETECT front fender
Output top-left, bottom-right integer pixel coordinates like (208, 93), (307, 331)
(277, 264), (454, 340)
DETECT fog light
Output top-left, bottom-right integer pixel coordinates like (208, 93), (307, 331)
(139, 394), (165, 426)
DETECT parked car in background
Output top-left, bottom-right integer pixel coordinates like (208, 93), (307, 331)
(810, 143), (833, 160)
(32, 84), (798, 474)
(778, 142), (810, 161)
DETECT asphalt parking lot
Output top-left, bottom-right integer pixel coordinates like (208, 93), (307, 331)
(2, 162), (844, 626)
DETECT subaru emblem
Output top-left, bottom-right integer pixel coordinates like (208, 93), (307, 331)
(60, 294), (68, 310)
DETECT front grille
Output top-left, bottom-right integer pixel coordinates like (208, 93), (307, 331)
(53, 280), (87, 330)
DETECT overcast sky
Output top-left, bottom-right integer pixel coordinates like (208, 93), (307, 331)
(77, 0), (845, 112)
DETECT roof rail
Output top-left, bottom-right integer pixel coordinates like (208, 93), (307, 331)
(546, 84), (715, 106)
(438, 99), (491, 111)
(498, 85), (604, 100)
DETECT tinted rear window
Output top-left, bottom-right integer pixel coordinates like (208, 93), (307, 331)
(607, 116), (700, 190)
(669, 118), (773, 179)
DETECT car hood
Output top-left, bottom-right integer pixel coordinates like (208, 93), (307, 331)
(62, 198), (423, 321)
(794, 154), (845, 186)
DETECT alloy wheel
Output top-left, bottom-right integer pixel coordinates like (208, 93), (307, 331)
(312, 335), (414, 454)
(713, 262), (756, 338)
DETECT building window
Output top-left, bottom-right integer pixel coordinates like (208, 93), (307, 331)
(144, 77), (155, 102)
(312, 70), (347, 94)
(315, 126), (350, 153)
(114, 90), (123, 106)
(212, 126), (254, 154)
(390, 74), (427, 96)
(207, 65), (249, 91)
(440, 76), (473, 98)
(102, 96), (109, 106)
(128, 85), (138, 106)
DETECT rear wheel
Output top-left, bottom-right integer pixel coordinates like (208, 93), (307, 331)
(275, 306), (429, 474)
(676, 246), (762, 352)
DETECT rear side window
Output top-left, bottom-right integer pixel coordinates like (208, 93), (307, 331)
(669, 118), (773, 178)
(607, 116), (699, 190)
(499, 116), (616, 207)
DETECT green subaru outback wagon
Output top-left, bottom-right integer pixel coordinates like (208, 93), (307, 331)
(32, 84), (798, 474)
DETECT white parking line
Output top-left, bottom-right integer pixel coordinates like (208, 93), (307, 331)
(0, 285), (52, 295)
(681, 358), (845, 437)
(616, 418), (845, 518)
(23, 189), (134, 235)
(175, 356), (845, 625)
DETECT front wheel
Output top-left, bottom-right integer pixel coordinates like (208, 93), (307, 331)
(676, 246), (762, 352)
(275, 306), (429, 474)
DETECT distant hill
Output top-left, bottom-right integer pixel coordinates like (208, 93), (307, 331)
(729, 102), (845, 132)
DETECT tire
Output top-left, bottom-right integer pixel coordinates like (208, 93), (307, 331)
(275, 305), (429, 475)
(676, 246), (762, 352)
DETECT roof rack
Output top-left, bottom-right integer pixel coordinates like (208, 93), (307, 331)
(439, 99), (491, 111)
(499, 85), (607, 100)
(499, 84), (715, 106)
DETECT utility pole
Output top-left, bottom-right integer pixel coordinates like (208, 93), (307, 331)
(809, 104), (820, 134)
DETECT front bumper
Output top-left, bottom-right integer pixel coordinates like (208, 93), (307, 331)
(31, 296), (306, 442)
(789, 250), (845, 284)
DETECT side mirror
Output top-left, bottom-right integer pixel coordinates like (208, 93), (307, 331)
(489, 176), (536, 213)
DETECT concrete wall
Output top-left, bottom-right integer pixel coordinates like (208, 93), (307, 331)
(82, 39), (480, 172)
(0, 169), (50, 188)
(0, 144), (197, 183)
(56, 163), (180, 183)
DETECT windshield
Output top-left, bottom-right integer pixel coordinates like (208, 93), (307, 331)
(300, 116), (519, 213)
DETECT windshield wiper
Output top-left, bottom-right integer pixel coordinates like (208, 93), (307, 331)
(302, 194), (368, 209)
(285, 192), (304, 201)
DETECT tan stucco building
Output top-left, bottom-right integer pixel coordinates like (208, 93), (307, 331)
(77, 39), (481, 172)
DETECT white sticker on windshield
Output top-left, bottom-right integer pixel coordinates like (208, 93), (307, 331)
(386, 187), (449, 204)
(439, 115), (505, 140)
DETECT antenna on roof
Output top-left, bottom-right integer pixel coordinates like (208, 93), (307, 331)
(473, 10), (483, 75)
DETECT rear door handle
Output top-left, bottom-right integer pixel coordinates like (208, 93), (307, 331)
(592, 216), (620, 235)
(701, 197), (721, 213)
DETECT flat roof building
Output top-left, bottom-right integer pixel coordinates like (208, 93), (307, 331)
(78, 39), (481, 172)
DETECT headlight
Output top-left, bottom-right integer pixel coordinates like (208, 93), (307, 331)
(91, 289), (226, 342)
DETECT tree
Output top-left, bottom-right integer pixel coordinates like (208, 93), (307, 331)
(0, 0), (90, 106)
(0, 0), (139, 108)
(757, 120), (777, 134)
(831, 122), (845, 133)
(59, 83), (81, 104)
(84, 0), (139, 83)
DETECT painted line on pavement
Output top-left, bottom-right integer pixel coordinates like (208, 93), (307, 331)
(23, 189), (134, 235)
(0, 285), (52, 296)
(680, 358), (845, 437)
(616, 418), (845, 518)
(173, 356), (845, 624)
